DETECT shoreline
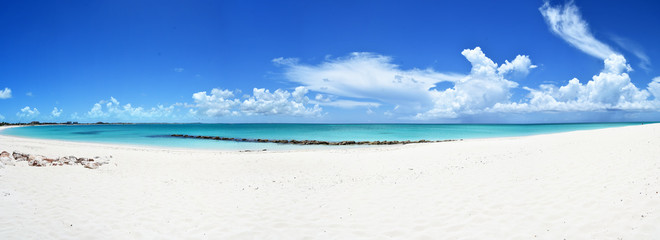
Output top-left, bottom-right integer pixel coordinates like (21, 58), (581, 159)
(1, 124), (660, 239)
(0, 122), (647, 153)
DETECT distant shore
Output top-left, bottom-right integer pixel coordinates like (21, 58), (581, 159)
(1, 124), (660, 239)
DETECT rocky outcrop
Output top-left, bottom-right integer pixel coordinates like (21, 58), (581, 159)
(0, 151), (109, 169)
(170, 134), (460, 145)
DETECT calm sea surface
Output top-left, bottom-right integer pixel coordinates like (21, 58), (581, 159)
(0, 123), (645, 150)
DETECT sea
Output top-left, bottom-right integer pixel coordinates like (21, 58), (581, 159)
(0, 123), (647, 150)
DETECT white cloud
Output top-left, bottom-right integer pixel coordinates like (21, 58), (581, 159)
(190, 86), (322, 117)
(51, 107), (63, 117)
(611, 36), (651, 72)
(275, 52), (464, 110)
(0, 87), (11, 99)
(174, 67), (184, 72)
(277, 47), (537, 119)
(539, 2), (618, 60)
(0, 114), (4, 120)
(87, 97), (175, 121)
(26, 92), (33, 97)
(191, 88), (240, 117)
(488, 2), (660, 114)
(276, 44), (660, 120)
(241, 87), (321, 116)
(314, 99), (381, 109)
(646, 77), (660, 100)
(416, 47), (528, 119)
(497, 55), (537, 76)
(16, 106), (40, 119)
(311, 93), (381, 108)
(493, 54), (656, 113)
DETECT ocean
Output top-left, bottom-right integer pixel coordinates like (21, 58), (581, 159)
(0, 123), (645, 150)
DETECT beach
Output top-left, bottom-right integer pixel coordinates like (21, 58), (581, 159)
(1, 124), (659, 239)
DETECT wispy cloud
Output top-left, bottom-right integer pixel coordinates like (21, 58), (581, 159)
(311, 94), (381, 109)
(274, 52), (465, 113)
(0, 87), (11, 99)
(611, 35), (651, 72)
(539, 2), (618, 60)
(26, 92), (33, 97)
(174, 67), (184, 72)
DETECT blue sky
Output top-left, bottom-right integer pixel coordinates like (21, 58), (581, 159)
(1, 0), (659, 123)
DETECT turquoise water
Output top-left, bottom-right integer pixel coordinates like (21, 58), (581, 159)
(0, 123), (646, 150)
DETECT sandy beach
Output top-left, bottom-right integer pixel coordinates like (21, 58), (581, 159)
(1, 124), (659, 239)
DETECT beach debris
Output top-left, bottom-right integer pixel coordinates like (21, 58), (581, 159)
(0, 151), (14, 166)
(12, 151), (28, 161)
(169, 134), (458, 146)
(0, 151), (109, 169)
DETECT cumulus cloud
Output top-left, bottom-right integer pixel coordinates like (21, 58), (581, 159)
(16, 106), (40, 119)
(87, 97), (175, 121)
(415, 47), (530, 119)
(539, 2), (618, 60)
(648, 77), (660, 100)
(51, 107), (63, 117)
(0, 87), (11, 99)
(191, 89), (240, 117)
(190, 86), (322, 117)
(274, 52), (464, 110)
(497, 55), (537, 76)
(493, 54), (656, 113)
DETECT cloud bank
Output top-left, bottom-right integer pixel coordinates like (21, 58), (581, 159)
(190, 86), (321, 118)
(276, 47), (537, 119)
(87, 97), (175, 121)
(494, 54), (657, 113)
(268, 1), (658, 120)
(3, 2), (656, 123)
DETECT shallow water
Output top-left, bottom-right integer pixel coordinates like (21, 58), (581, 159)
(0, 123), (646, 150)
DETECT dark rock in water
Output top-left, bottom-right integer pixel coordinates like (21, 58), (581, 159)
(167, 134), (457, 146)
(73, 130), (104, 135)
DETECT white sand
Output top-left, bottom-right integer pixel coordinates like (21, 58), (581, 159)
(1, 124), (659, 239)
